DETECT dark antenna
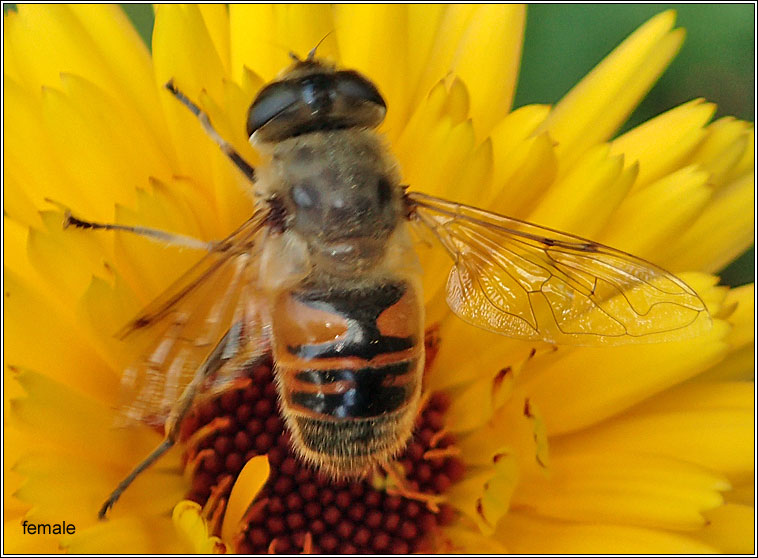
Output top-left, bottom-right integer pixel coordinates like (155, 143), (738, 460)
(307, 30), (334, 60)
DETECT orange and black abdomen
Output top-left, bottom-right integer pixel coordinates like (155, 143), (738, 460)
(271, 279), (424, 477)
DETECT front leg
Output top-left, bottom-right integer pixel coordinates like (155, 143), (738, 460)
(164, 80), (257, 184)
(47, 198), (215, 251)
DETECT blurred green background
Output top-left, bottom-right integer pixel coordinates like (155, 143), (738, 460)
(11, 4), (750, 286)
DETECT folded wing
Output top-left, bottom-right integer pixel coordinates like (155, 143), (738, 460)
(115, 210), (270, 427)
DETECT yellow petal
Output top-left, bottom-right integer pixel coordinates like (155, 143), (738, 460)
(229, 5), (337, 83)
(696, 503), (755, 554)
(662, 173), (754, 273)
(56, 72), (173, 190)
(399, 111), (476, 201)
(439, 523), (509, 553)
(27, 211), (112, 304)
(695, 284), (755, 382)
(153, 5), (226, 97)
(4, 426), (32, 521)
(3, 9), (24, 82)
(200, 81), (261, 228)
(722, 127), (754, 185)
(538, 11), (684, 169)
(497, 512), (718, 554)
(10, 371), (185, 533)
(198, 5), (231, 74)
(11, 369), (135, 464)
(462, 387), (555, 479)
(152, 5), (230, 199)
(446, 453), (518, 534)
(722, 283), (753, 351)
(396, 78), (470, 194)
(491, 131), (558, 219)
(456, 139), (495, 207)
(335, 5), (410, 139)
(4, 79), (91, 216)
(632, 381), (753, 413)
(107, 176), (227, 306)
(4, 217), (38, 291)
(688, 117), (753, 187)
(700, 344), (754, 382)
(8, 6), (167, 153)
(445, 5), (525, 139)
(513, 452), (728, 529)
(527, 144), (637, 238)
(429, 316), (538, 393)
(7, 6), (124, 94)
(407, 5), (479, 121)
(398, 78), (489, 208)
(3, 174), (43, 229)
(552, 381), (754, 478)
(599, 165), (711, 260)
(221, 455), (270, 544)
(445, 374), (499, 433)
(488, 102), (555, 216)
(65, 5), (166, 142)
(515, 303), (729, 434)
(15, 450), (184, 526)
(3, 517), (62, 554)
(61, 515), (187, 554)
(77, 273), (141, 371)
(4, 272), (117, 402)
(726, 479), (754, 506)
(173, 501), (225, 553)
(610, 99), (716, 189)
(40, 85), (141, 214)
(404, 4), (448, 109)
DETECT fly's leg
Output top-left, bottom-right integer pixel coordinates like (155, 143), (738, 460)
(46, 198), (214, 251)
(96, 438), (175, 520)
(56, 80), (258, 247)
(98, 324), (246, 520)
(164, 80), (257, 184)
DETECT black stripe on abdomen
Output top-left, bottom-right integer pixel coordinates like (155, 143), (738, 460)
(291, 361), (417, 419)
(286, 281), (416, 361)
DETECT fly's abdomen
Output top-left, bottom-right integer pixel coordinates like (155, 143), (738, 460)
(271, 279), (424, 476)
(291, 362), (417, 419)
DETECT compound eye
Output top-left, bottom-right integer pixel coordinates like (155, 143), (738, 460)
(334, 71), (386, 111)
(247, 83), (299, 137)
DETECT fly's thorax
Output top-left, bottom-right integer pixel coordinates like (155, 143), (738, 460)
(256, 129), (405, 275)
(256, 222), (420, 294)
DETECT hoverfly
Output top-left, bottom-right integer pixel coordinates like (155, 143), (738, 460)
(65, 52), (710, 519)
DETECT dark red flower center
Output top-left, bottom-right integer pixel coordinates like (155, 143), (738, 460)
(180, 357), (463, 554)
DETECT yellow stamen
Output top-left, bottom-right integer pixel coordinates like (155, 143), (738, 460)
(383, 463), (446, 512)
(202, 474), (233, 533)
(302, 532), (313, 554)
(424, 446), (461, 461)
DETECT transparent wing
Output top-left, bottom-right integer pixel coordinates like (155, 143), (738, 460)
(409, 192), (711, 346)
(115, 210), (270, 427)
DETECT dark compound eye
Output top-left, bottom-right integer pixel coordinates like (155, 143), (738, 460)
(333, 71), (386, 110)
(247, 82), (300, 137)
(247, 66), (387, 142)
(291, 181), (320, 209)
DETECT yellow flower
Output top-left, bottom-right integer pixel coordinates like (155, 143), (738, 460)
(4, 4), (753, 554)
